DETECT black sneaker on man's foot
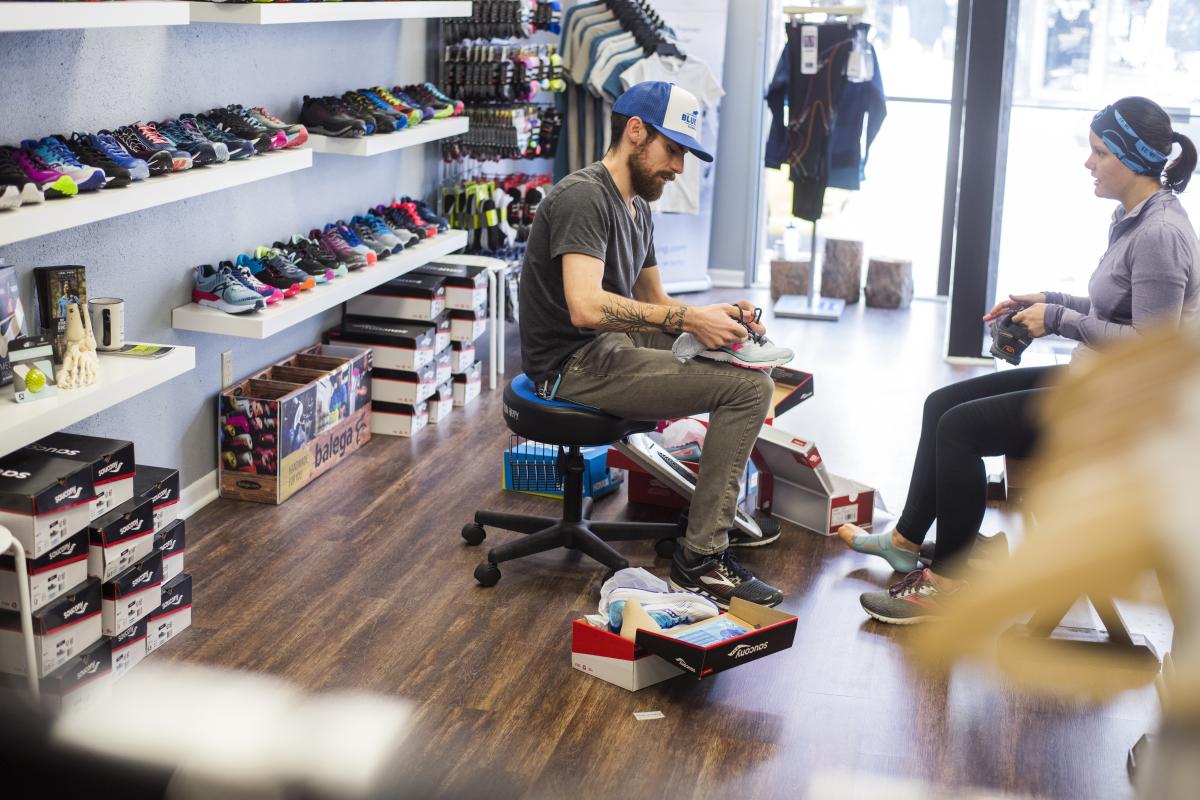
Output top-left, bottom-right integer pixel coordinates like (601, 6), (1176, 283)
(669, 548), (783, 609)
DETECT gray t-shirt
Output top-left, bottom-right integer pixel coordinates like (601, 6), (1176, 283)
(519, 161), (656, 384)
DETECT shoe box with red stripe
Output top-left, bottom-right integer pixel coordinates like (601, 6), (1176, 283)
(347, 273), (446, 321)
(430, 310), (452, 353)
(38, 637), (114, 710)
(371, 399), (429, 437)
(101, 550), (162, 636)
(413, 262), (488, 311)
(134, 465), (180, 535)
(88, 496), (155, 583)
(326, 316), (435, 371)
(0, 450), (95, 558)
(155, 519), (186, 583)
(433, 346), (452, 387)
(24, 433), (135, 521)
(370, 358), (438, 407)
(450, 340), (475, 374)
(109, 616), (148, 681)
(0, 577), (102, 677)
(453, 361), (481, 407)
(427, 380), (453, 424)
(146, 572), (191, 654)
(448, 302), (488, 343)
(0, 529), (88, 611)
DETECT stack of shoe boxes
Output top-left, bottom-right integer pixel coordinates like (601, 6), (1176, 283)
(414, 263), (487, 411)
(0, 435), (190, 707)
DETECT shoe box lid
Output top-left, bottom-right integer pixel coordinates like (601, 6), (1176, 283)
(155, 519), (185, 558)
(102, 550), (163, 601)
(0, 577), (101, 635)
(415, 262), (489, 289)
(447, 303), (488, 321)
(0, 450), (97, 516)
(767, 367), (814, 421)
(753, 425), (835, 495)
(134, 465), (180, 512)
(626, 598), (797, 680)
(452, 361), (482, 383)
(148, 572), (192, 622)
(374, 359), (437, 384)
(0, 529), (88, 576)
(24, 433), (135, 488)
(330, 316), (435, 350)
(367, 273), (445, 299)
(450, 340), (476, 353)
(89, 496), (154, 549)
(371, 399), (429, 417)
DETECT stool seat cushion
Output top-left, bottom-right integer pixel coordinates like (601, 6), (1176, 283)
(503, 375), (655, 445)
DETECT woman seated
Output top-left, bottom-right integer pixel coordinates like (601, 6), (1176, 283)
(840, 96), (1200, 624)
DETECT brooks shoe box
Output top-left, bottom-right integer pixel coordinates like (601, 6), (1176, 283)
(39, 638), (113, 711)
(449, 304), (488, 343)
(25, 433), (135, 521)
(0, 529), (88, 612)
(155, 519), (186, 583)
(101, 550), (163, 636)
(450, 340), (476, 374)
(371, 400), (429, 438)
(414, 262), (488, 310)
(453, 361), (482, 407)
(346, 274), (446, 321)
(134, 465), (180, 534)
(146, 572), (192, 654)
(88, 496), (155, 582)
(431, 311), (452, 353)
(0, 577), (102, 677)
(428, 381), (453, 424)
(326, 316), (435, 371)
(0, 451), (95, 558)
(433, 346), (452, 386)
(373, 361), (438, 405)
(109, 617), (148, 681)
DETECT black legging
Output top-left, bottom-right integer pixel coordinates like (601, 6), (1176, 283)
(895, 366), (1063, 576)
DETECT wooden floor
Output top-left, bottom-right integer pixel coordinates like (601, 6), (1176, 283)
(165, 291), (1164, 799)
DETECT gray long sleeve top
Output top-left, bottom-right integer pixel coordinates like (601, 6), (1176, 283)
(1044, 189), (1200, 349)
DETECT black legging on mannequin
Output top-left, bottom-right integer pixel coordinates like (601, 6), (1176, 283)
(895, 366), (1064, 576)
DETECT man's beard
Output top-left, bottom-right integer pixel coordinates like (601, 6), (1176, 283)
(628, 141), (675, 202)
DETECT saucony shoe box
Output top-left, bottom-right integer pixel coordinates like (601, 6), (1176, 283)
(25, 433), (135, 521)
(450, 340), (476, 374)
(373, 361), (438, 405)
(101, 550), (163, 636)
(326, 316), (435, 371)
(433, 346), (452, 386)
(109, 617), (148, 681)
(134, 465), (180, 534)
(88, 497), (155, 582)
(431, 310), (452, 353)
(453, 361), (482, 407)
(0, 451), (95, 558)
(347, 274), (446, 321)
(146, 572), (191, 654)
(0, 529), (88, 612)
(449, 303), (488, 343)
(371, 400), (429, 438)
(155, 519), (186, 583)
(0, 577), (101, 677)
(40, 637), (113, 711)
(415, 262), (488, 310)
(428, 381), (453, 424)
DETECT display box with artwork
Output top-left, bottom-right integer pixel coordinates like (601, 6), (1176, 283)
(32, 265), (87, 364)
(0, 261), (26, 388)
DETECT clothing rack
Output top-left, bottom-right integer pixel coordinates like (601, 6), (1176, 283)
(774, 3), (868, 322)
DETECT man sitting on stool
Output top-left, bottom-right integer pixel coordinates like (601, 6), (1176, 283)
(519, 81), (789, 609)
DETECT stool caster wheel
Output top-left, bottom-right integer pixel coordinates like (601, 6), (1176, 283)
(474, 561), (501, 586)
(654, 538), (678, 559)
(462, 522), (486, 546)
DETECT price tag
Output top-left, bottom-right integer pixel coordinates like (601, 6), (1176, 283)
(800, 25), (819, 75)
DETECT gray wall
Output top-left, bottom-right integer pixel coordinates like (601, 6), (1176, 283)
(0, 19), (435, 487)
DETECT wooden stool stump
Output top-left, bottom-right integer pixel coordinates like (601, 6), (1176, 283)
(821, 238), (863, 304)
(865, 257), (914, 309)
(770, 258), (811, 301)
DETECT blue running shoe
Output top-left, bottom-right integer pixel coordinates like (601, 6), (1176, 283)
(20, 136), (106, 191)
(81, 132), (150, 181)
(192, 263), (265, 314)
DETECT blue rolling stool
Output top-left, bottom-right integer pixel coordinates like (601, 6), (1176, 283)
(463, 374), (683, 586)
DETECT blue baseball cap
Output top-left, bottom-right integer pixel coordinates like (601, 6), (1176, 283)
(612, 81), (714, 163)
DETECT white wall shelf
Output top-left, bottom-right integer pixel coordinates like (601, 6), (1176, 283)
(188, 1), (472, 25)
(171, 229), (467, 339)
(0, 148), (313, 248)
(0, 1), (189, 33)
(0, 345), (196, 455)
(308, 117), (469, 157)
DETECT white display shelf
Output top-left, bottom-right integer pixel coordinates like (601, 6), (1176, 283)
(0, 148), (313, 248)
(170, 229), (467, 339)
(188, 1), (471, 25)
(0, 345), (196, 456)
(308, 117), (469, 157)
(0, 1), (189, 33)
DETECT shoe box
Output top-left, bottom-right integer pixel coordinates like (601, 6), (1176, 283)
(428, 380), (453, 424)
(433, 346), (452, 386)
(0, 577), (102, 677)
(371, 399), (429, 437)
(23, 433), (135, 521)
(109, 617), (148, 681)
(570, 619), (685, 691)
(346, 273), (446, 321)
(372, 361), (438, 405)
(155, 519), (186, 583)
(449, 303), (488, 343)
(88, 496), (155, 583)
(325, 316), (435, 371)
(0, 450), (95, 559)
(0, 529), (88, 612)
(219, 343), (371, 505)
(431, 310), (452, 353)
(754, 424), (876, 535)
(37, 637), (114, 712)
(766, 367), (815, 423)
(450, 340), (476, 374)
(414, 262), (488, 310)
(134, 465), (180, 535)
(503, 443), (623, 500)
(453, 361), (482, 407)
(101, 550), (163, 636)
(145, 572), (192, 654)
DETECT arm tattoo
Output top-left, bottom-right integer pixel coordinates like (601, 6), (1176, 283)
(598, 297), (687, 335)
